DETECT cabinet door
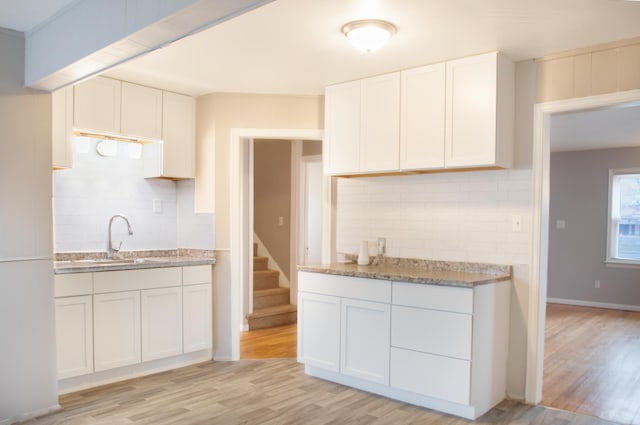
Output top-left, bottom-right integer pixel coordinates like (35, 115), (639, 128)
(74, 76), (121, 134)
(183, 283), (212, 353)
(324, 80), (360, 175)
(141, 287), (183, 362)
(360, 72), (400, 173)
(94, 291), (141, 371)
(400, 63), (446, 170)
(161, 91), (195, 178)
(297, 292), (340, 371)
(341, 298), (390, 385)
(55, 296), (93, 379)
(52, 86), (74, 169)
(445, 52), (498, 168)
(121, 82), (163, 140)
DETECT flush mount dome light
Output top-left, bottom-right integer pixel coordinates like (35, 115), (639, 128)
(342, 19), (397, 53)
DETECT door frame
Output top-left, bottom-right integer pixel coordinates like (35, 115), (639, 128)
(230, 128), (327, 360)
(525, 88), (640, 403)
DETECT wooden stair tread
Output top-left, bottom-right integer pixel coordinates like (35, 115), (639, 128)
(248, 304), (297, 319)
(254, 269), (279, 277)
(254, 287), (290, 297)
(254, 256), (268, 262)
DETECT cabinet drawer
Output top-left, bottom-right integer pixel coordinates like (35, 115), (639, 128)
(94, 267), (182, 293)
(392, 281), (473, 314)
(55, 273), (93, 297)
(390, 347), (470, 405)
(183, 265), (211, 285)
(298, 271), (391, 303)
(391, 306), (471, 360)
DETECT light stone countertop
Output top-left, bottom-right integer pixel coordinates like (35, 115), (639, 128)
(298, 257), (511, 288)
(53, 249), (215, 274)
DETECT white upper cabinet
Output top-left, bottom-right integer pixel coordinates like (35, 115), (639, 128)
(161, 91), (196, 178)
(400, 63), (446, 170)
(323, 51), (514, 175)
(324, 80), (361, 175)
(445, 51), (514, 169)
(120, 82), (163, 141)
(52, 86), (74, 169)
(360, 72), (400, 173)
(73, 76), (121, 135)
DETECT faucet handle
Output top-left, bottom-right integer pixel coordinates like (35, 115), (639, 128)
(113, 241), (123, 253)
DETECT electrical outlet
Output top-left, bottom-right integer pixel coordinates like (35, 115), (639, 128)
(595, 280), (601, 289)
(511, 215), (522, 232)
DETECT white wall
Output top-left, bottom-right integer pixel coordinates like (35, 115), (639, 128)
(177, 179), (215, 249)
(53, 137), (214, 252)
(336, 170), (531, 264)
(0, 28), (58, 424)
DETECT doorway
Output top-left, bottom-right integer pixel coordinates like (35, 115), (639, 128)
(527, 89), (640, 405)
(239, 137), (323, 359)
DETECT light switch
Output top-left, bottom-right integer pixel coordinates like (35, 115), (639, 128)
(556, 219), (566, 229)
(153, 199), (163, 214)
(278, 216), (284, 226)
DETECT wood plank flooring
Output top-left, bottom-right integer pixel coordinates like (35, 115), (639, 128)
(240, 323), (297, 359)
(543, 303), (640, 425)
(21, 358), (619, 425)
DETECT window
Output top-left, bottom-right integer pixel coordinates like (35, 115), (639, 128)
(607, 169), (640, 265)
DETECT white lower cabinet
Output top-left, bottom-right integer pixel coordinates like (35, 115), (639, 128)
(340, 299), (390, 385)
(297, 292), (341, 372)
(297, 270), (510, 420)
(55, 296), (93, 379)
(183, 283), (212, 353)
(390, 347), (471, 405)
(141, 286), (183, 362)
(93, 291), (141, 372)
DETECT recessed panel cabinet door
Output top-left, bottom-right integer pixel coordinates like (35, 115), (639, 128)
(400, 63), (446, 170)
(94, 291), (141, 372)
(360, 72), (400, 173)
(341, 298), (391, 385)
(297, 292), (340, 371)
(183, 283), (212, 353)
(55, 295), (93, 379)
(74, 76), (121, 134)
(121, 82), (163, 141)
(324, 80), (361, 175)
(141, 287), (183, 361)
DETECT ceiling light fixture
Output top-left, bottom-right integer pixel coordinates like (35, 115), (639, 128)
(341, 19), (397, 53)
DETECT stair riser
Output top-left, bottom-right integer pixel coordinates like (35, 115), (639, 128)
(248, 312), (297, 330)
(254, 275), (279, 290)
(254, 293), (290, 309)
(254, 258), (268, 271)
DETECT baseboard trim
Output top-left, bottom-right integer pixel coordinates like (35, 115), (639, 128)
(547, 297), (640, 312)
(1, 404), (60, 425)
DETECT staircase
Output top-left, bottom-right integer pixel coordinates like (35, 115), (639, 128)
(246, 243), (297, 330)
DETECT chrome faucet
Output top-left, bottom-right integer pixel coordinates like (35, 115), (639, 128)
(107, 214), (134, 259)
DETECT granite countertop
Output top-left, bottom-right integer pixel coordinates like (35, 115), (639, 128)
(54, 249), (216, 274)
(298, 257), (511, 288)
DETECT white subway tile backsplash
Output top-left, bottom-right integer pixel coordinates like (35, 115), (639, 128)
(336, 169), (532, 265)
(54, 138), (214, 252)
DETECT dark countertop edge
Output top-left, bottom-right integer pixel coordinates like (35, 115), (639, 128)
(297, 265), (511, 288)
(54, 258), (216, 274)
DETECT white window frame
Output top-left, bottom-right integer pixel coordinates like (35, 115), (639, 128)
(606, 168), (640, 268)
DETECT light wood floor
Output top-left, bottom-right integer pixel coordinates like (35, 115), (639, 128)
(543, 303), (640, 425)
(22, 358), (619, 425)
(240, 323), (297, 359)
